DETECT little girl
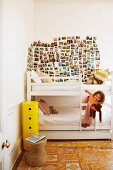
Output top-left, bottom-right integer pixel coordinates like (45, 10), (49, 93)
(82, 90), (105, 128)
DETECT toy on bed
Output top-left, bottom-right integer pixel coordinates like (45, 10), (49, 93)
(90, 103), (102, 122)
(39, 99), (59, 115)
(87, 69), (109, 84)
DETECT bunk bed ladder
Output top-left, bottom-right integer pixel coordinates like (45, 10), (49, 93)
(79, 73), (83, 131)
(94, 119), (97, 131)
(110, 71), (113, 140)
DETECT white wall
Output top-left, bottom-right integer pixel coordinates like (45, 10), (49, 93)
(3, 0), (35, 109)
(35, 0), (113, 70)
(2, 0), (35, 169)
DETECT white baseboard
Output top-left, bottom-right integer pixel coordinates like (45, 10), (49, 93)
(10, 136), (23, 170)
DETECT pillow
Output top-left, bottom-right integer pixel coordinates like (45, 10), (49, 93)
(39, 99), (50, 115)
(30, 70), (42, 83)
(37, 70), (53, 83)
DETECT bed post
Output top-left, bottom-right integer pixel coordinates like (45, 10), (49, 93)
(80, 73), (82, 131)
(110, 71), (113, 140)
(27, 71), (31, 101)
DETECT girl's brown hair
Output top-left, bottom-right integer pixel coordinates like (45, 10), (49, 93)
(93, 91), (105, 104)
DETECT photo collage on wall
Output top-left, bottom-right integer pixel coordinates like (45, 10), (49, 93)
(27, 36), (100, 82)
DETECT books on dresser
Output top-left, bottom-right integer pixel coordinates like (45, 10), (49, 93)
(25, 133), (46, 143)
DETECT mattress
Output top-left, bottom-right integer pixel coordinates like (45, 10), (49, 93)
(39, 104), (111, 129)
(39, 107), (80, 126)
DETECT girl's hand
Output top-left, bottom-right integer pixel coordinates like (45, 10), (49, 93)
(91, 105), (97, 111)
(85, 90), (92, 94)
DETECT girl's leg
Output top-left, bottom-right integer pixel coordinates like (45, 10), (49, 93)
(81, 104), (93, 127)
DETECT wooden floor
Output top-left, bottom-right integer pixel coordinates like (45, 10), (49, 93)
(12, 140), (113, 170)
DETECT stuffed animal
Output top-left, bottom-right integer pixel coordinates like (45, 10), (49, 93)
(49, 106), (59, 114)
(90, 103), (102, 122)
(87, 69), (109, 84)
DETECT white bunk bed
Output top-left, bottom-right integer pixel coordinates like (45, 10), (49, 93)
(27, 71), (113, 140)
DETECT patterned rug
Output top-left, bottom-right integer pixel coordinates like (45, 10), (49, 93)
(17, 140), (113, 170)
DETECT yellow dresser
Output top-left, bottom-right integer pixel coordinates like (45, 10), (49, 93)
(22, 101), (38, 150)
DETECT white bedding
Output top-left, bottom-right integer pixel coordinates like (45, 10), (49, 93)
(39, 104), (111, 129)
(39, 107), (80, 126)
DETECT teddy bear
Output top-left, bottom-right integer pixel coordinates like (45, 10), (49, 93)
(87, 69), (109, 84)
(90, 103), (102, 122)
(49, 106), (59, 114)
(87, 74), (103, 84)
